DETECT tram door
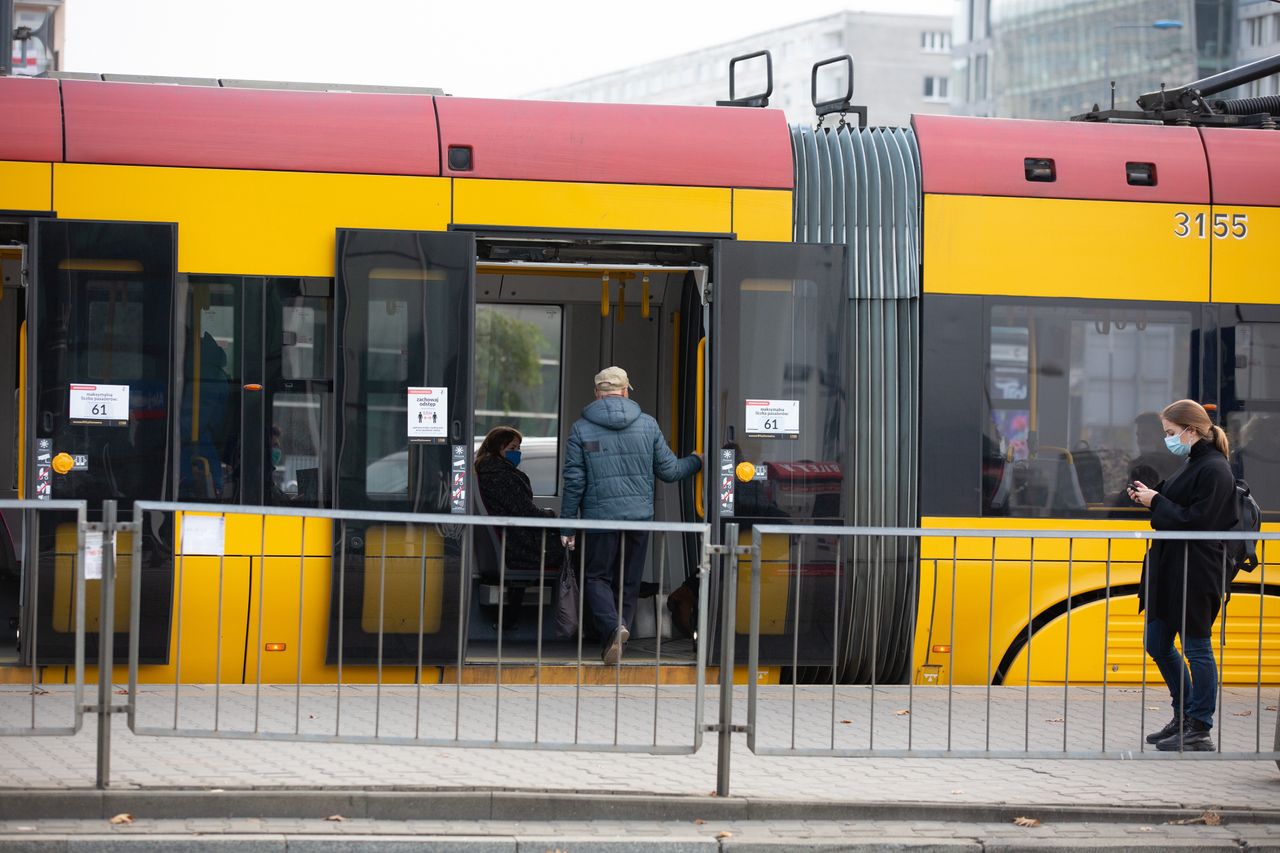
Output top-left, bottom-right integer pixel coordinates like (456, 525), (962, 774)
(708, 241), (850, 669)
(327, 229), (475, 665)
(25, 219), (178, 667)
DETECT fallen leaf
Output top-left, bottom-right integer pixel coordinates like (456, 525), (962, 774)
(895, 709), (910, 716)
(27, 688), (48, 696)
(716, 831), (733, 839)
(109, 814), (133, 825)
(325, 815), (345, 822)
(840, 719), (852, 724)
(1233, 710), (1252, 717)
(1147, 706), (1161, 711)
(210, 789), (224, 793)
(15, 826), (35, 832)
(114, 688), (129, 695)
(951, 789), (965, 795)
(1139, 827), (1152, 832)
(1013, 816), (1041, 827)
(1045, 717), (1064, 723)
(694, 819), (706, 825)
(1266, 705), (1277, 712)
(308, 714), (316, 719)
(1165, 810), (1221, 827)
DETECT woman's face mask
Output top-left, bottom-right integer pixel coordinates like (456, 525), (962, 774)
(504, 449), (522, 467)
(1165, 427), (1191, 457)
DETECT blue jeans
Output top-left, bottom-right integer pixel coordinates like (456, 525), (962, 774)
(1144, 616), (1217, 728)
(582, 529), (650, 642)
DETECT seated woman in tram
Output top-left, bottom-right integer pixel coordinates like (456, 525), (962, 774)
(475, 426), (566, 629)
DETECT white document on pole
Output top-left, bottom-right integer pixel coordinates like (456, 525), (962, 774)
(181, 515), (225, 556)
(68, 384), (130, 426)
(84, 530), (104, 580)
(744, 399), (800, 438)
(407, 387), (448, 442)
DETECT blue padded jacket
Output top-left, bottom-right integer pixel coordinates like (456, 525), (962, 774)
(560, 396), (700, 531)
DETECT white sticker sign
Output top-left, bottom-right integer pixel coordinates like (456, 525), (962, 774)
(407, 387), (448, 443)
(84, 530), (104, 580)
(69, 383), (129, 427)
(181, 515), (226, 556)
(744, 399), (800, 439)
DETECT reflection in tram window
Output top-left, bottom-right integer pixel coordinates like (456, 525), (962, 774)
(982, 303), (1192, 518)
(179, 278), (240, 502)
(474, 305), (562, 496)
(271, 393), (327, 505)
(1224, 318), (1280, 514)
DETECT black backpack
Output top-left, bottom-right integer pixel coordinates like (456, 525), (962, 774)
(1227, 478), (1262, 573)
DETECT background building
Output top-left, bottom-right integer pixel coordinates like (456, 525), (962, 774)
(953, 0), (1239, 119)
(526, 11), (955, 128)
(6, 0), (61, 76)
(1239, 0), (1280, 96)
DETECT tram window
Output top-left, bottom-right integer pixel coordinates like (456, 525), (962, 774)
(87, 296), (144, 379)
(982, 303), (1192, 518)
(1223, 318), (1280, 514)
(179, 277), (241, 503)
(474, 304), (563, 496)
(272, 392), (327, 504)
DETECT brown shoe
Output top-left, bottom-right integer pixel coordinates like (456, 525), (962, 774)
(602, 625), (629, 665)
(667, 585), (695, 638)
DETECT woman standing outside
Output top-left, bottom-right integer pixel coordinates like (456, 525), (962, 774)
(1127, 400), (1237, 751)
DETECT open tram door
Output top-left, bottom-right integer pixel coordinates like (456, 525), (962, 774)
(706, 241), (851, 681)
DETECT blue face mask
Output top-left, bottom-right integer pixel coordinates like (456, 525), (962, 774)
(504, 450), (522, 467)
(1165, 430), (1191, 457)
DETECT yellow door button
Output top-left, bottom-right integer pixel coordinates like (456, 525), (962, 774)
(51, 452), (75, 475)
(735, 461), (756, 483)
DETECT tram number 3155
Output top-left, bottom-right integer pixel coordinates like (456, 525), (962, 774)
(1174, 211), (1248, 239)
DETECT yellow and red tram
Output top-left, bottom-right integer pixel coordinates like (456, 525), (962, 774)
(0, 69), (1277, 687)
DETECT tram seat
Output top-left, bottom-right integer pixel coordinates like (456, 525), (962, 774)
(472, 496), (559, 589)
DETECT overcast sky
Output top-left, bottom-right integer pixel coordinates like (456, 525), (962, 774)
(64, 0), (956, 98)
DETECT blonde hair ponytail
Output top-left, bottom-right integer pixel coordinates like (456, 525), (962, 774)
(1210, 424), (1230, 458)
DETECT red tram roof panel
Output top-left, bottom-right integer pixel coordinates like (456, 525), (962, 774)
(0, 76), (63, 162)
(436, 98), (793, 189)
(1199, 128), (1280, 207)
(913, 114), (1209, 204)
(61, 80), (440, 176)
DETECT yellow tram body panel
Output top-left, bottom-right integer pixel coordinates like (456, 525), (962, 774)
(0, 160), (51, 212)
(915, 517), (1280, 687)
(1209, 205), (1280, 305)
(922, 194), (1210, 302)
(452, 178), (732, 235)
(52, 163), (452, 278)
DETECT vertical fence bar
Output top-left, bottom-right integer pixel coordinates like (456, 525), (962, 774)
(535, 528), (546, 743)
(415, 525), (428, 740)
(747, 527), (762, 753)
(173, 513), (186, 730)
(335, 524), (346, 736)
(456, 526), (470, 741)
(947, 535), (957, 751)
(27, 508), (39, 730)
(716, 523), (739, 798)
(495, 532), (507, 742)
(1024, 537), (1035, 752)
(790, 532), (801, 750)
(95, 500), (117, 789)
(1218, 548), (1227, 754)
(375, 527), (387, 738)
(830, 534), (842, 749)
(128, 506), (143, 732)
(1063, 538), (1074, 751)
(653, 533), (666, 747)
(1101, 538), (1112, 751)
(1258, 544), (1266, 750)
(1140, 540), (1151, 752)
(73, 506), (86, 730)
(573, 532), (585, 745)
(986, 535), (996, 751)
(870, 534), (881, 749)
(295, 518), (306, 735)
(253, 516), (266, 733)
(214, 514), (227, 731)
(693, 529), (710, 752)
(614, 533), (625, 746)
(1177, 543), (1189, 750)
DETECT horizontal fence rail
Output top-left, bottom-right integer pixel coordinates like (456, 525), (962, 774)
(126, 501), (712, 755)
(0, 499), (87, 738)
(746, 524), (1280, 762)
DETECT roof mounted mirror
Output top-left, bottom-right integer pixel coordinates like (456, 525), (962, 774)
(717, 50), (772, 108)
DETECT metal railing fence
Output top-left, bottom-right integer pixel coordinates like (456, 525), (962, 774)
(0, 499), (87, 738)
(125, 501), (712, 756)
(746, 523), (1280, 763)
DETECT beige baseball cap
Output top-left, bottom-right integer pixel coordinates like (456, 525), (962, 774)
(594, 366), (633, 392)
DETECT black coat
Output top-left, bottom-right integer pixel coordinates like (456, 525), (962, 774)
(476, 456), (564, 571)
(1138, 439), (1237, 638)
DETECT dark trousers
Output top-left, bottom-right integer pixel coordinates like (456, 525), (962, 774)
(1145, 616), (1218, 727)
(583, 529), (650, 641)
